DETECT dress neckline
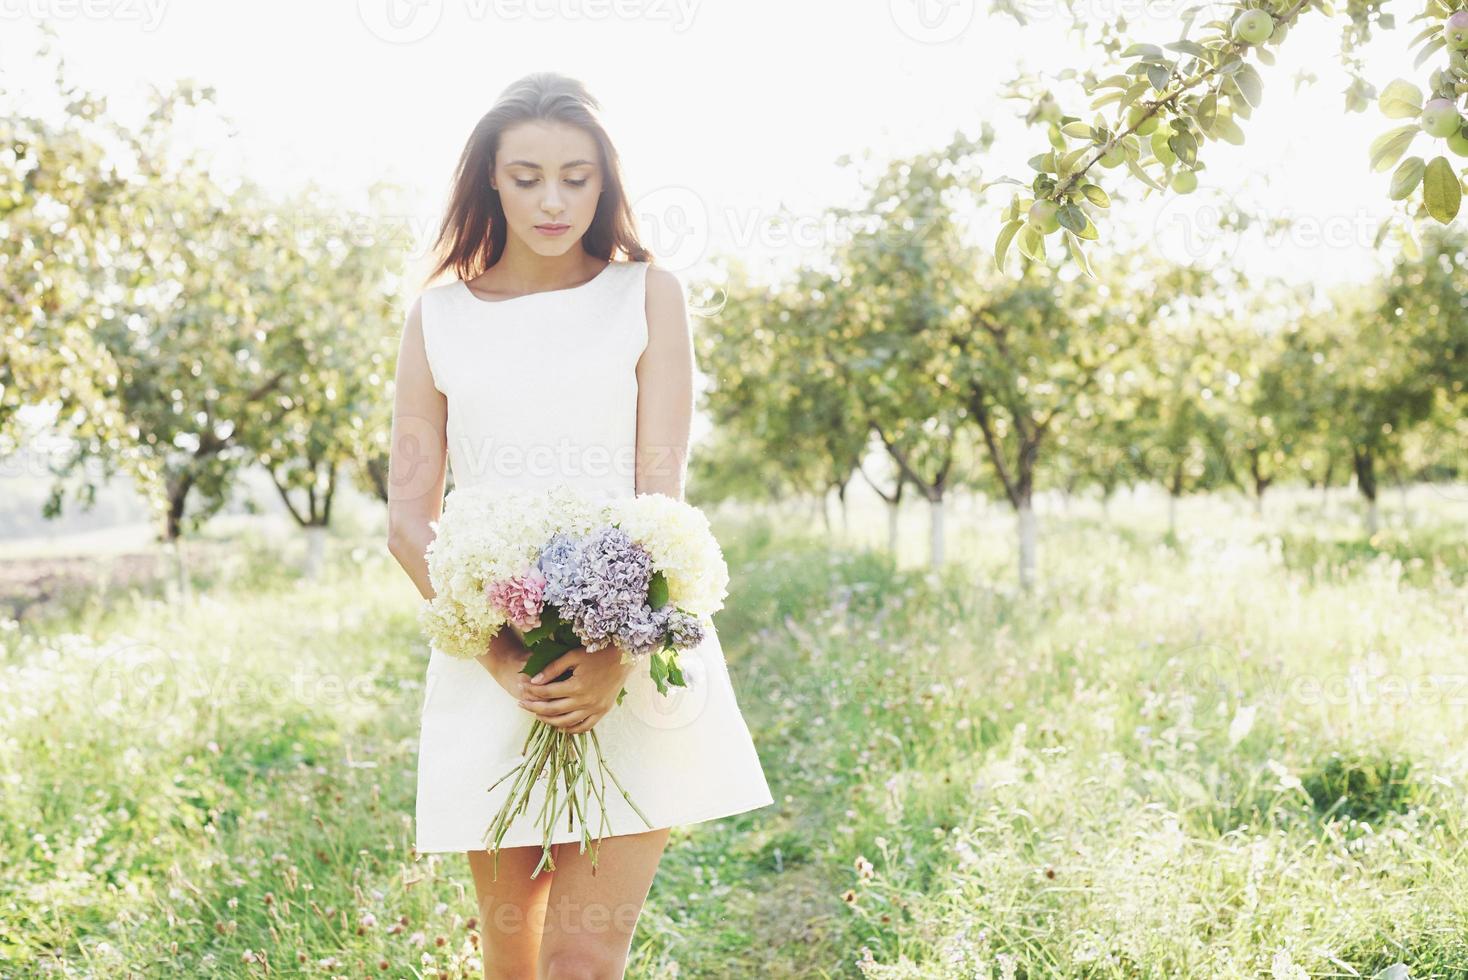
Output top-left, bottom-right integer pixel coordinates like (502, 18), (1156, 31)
(457, 260), (617, 307)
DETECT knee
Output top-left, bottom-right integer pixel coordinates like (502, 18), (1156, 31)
(540, 948), (624, 980)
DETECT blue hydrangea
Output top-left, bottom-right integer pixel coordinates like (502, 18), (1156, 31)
(536, 531), (586, 608)
(533, 525), (705, 660)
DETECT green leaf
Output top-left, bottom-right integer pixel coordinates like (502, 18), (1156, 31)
(1369, 124), (1420, 173)
(1016, 223), (1046, 261)
(1125, 155), (1167, 191)
(1058, 203), (1087, 233)
(1121, 42), (1165, 59)
(1377, 79), (1423, 119)
(1399, 222), (1421, 260)
(648, 569), (670, 609)
(1406, 23), (1440, 49)
(1061, 121), (1093, 138)
(1066, 232), (1096, 279)
(1388, 156), (1425, 200)
(1080, 182), (1111, 207)
(1059, 145), (1091, 172)
(1164, 40), (1211, 59)
(1233, 64), (1264, 107)
(1170, 130), (1199, 167)
(995, 218), (1023, 271)
(1195, 92), (1219, 130)
(1147, 64), (1172, 91)
(1422, 155), (1462, 223)
(1212, 116), (1246, 145)
(1413, 37), (1447, 71)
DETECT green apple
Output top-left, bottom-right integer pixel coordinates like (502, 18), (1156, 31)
(1151, 126), (1177, 166)
(1128, 105), (1160, 136)
(1449, 125), (1468, 156)
(1269, 21), (1289, 44)
(1027, 200), (1061, 234)
(1446, 10), (1468, 50)
(1099, 144), (1126, 168)
(1232, 9), (1274, 44)
(1171, 170), (1199, 193)
(1421, 98), (1465, 137)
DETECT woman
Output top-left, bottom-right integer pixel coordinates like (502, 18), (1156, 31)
(385, 72), (774, 979)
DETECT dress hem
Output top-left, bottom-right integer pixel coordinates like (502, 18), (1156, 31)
(412, 791), (776, 856)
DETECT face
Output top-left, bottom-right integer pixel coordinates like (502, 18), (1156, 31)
(491, 120), (605, 257)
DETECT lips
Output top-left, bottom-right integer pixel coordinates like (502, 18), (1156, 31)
(536, 223), (569, 231)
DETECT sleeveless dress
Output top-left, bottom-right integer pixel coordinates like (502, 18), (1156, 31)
(412, 259), (774, 853)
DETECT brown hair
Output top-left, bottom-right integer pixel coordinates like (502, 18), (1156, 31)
(422, 72), (652, 289)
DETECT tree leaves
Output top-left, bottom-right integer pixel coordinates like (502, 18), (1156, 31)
(1422, 155), (1462, 223)
(1369, 124), (1421, 173)
(995, 219), (1024, 272)
(1389, 156), (1425, 200)
(1377, 79), (1423, 118)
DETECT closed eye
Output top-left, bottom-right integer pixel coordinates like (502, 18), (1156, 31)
(514, 178), (590, 188)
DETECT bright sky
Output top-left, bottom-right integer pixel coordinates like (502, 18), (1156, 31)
(1, 0), (1428, 292)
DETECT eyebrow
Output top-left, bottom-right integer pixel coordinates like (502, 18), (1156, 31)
(503, 159), (597, 170)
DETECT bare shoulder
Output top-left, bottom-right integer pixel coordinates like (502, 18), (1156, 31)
(643, 264), (689, 344)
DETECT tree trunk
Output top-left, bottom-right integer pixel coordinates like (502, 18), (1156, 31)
(303, 525), (328, 579)
(1017, 496), (1037, 592)
(1354, 446), (1378, 535)
(887, 498), (900, 558)
(167, 536), (191, 604)
(1168, 492), (1178, 537)
(928, 495), (945, 570)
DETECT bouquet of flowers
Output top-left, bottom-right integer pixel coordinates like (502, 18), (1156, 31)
(418, 483), (729, 878)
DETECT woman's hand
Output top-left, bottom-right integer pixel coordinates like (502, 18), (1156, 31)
(515, 645), (636, 735)
(476, 631), (532, 701)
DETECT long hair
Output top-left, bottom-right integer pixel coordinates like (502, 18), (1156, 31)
(422, 72), (652, 288)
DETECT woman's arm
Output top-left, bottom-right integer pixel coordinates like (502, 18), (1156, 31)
(385, 296), (530, 684)
(634, 266), (695, 501)
(386, 295), (448, 598)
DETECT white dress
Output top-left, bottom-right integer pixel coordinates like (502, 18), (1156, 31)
(412, 259), (774, 853)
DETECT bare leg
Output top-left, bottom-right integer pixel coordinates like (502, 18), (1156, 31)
(468, 845), (557, 980)
(536, 827), (672, 979)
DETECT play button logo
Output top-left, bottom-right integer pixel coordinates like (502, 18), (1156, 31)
(358, 0), (444, 44)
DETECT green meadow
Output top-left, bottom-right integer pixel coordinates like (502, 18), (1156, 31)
(3, 487), (1467, 978)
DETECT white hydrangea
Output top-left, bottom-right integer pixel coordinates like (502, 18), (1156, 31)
(418, 484), (610, 658)
(605, 492), (729, 619)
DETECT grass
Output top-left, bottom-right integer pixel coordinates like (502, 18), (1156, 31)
(2, 488), (1467, 977)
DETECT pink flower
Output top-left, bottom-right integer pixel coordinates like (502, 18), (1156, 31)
(486, 570), (547, 631)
